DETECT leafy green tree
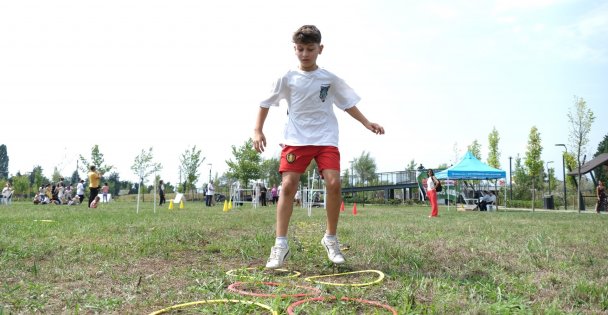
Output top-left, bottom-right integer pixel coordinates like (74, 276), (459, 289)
(51, 167), (63, 183)
(226, 139), (261, 187)
(178, 145), (203, 196)
(29, 166), (47, 190)
(107, 172), (121, 196)
(0, 144), (8, 179)
(12, 175), (29, 199)
(467, 140), (482, 160)
(593, 134), (608, 184)
(260, 157), (281, 187)
(567, 96), (595, 212)
(524, 126), (543, 211)
(70, 170), (80, 186)
(513, 154), (530, 200)
(487, 127), (501, 169)
(79, 145), (113, 175)
(406, 159), (417, 170)
(354, 151), (378, 185)
(132, 148), (162, 203)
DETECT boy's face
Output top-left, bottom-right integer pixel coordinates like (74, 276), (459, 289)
(294, 42), (323, 71)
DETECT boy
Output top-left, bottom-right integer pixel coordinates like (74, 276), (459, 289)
(253, 25), (384, 269)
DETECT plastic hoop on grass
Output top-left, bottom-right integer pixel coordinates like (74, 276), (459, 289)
(227, 281), (322, 298)
(304, 270), (385, 287)
(148, 299), (277, 315)
(287, 296), (397, 315)
(226, 267), (301, 279)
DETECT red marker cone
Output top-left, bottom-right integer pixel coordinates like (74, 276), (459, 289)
(340, 201), (345, 212)
(352, 202), (357, 215)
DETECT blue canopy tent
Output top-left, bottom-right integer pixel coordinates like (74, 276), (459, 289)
(435, 151), (506, 210)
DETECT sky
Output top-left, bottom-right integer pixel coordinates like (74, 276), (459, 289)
(1, 0), (607, 186)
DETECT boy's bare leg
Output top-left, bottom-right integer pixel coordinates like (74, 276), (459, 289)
(321, 169), (341, 235)
(276, 172), (300, 237)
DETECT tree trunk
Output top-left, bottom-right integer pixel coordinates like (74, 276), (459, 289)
(532, 181), (536, 212)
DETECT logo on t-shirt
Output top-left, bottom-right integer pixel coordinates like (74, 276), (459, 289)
(319, 84), (331, 102)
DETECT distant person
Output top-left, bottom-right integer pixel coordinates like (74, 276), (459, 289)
(206, 182), (214, 207)
(260, 183), (268, 206)
(596, 180), (606, 214)
(2, 183), (13, 205)
(88, 165), (102, 208)
(158, 180), (166, 206)
(101, 182), (110, 202)
(76, 179), (85, 204)
(252, 25), (384, 269)
(294, 189), (301, 207)
(90, 195), (100, 208)
(271, 184), (278, 204)
(426, 169), (440, 217)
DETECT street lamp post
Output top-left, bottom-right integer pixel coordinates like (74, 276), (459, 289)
(546, 161), (554, 195)
(555, 144), (567, 209)
(509, 156), (513, 201)
(208, 163), (212, 183)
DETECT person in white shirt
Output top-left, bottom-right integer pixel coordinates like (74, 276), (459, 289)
(76, 179), (85, 204)
(253, 25), (385, 269)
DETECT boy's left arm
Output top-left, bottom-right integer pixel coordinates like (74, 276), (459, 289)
(345, 106), (385, 135)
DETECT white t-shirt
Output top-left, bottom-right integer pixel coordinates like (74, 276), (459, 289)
(426, 177), (436, 191)
(260, 68), (361, 147)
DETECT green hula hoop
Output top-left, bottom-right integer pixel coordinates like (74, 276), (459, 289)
(226, 267), (301, 279)
(148, 299), (277, 315)
(304, 269), (385, 287)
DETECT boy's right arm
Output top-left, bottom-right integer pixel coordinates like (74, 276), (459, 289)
(253, 107), (270, 153)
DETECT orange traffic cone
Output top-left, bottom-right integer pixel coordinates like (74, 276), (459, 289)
(340, 201), (345, 212)
(352, 202), (357, 215)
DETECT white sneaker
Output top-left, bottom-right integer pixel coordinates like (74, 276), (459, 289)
(265, 245), (289, 269)
(321, 237), (345, 264)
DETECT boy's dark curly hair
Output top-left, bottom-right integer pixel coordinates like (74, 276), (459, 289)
(292, 25), (321, 44)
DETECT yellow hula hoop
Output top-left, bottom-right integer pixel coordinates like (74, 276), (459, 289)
(226, 267), (301, 279)
(148, 299), (277, 315)
(304, 269), (385, 287)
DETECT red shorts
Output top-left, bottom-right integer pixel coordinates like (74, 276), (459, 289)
(279, 145), (340, 176)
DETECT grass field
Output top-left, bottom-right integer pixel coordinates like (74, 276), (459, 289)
(1, 200), (607, 314)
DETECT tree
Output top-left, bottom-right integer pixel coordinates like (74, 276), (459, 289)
(567, 96), (595, 212)
(131, 148), (162, 206)
(179, 145), (203, 196)
(260, 157), (281, 187)
(406, 159), (417, 171)
(0, 144), (8, 179)
(524, 126), (543, 212)
(513, 154), (530, 200)
(487, 127), (501, 169)
(12, 175), (30, 199)
(354, 151), (378, 185)
(79, 145), (113, 176)
(593, 134), (608, 185)
(467, 140), (482, 160)
(226, 139), (261, 187)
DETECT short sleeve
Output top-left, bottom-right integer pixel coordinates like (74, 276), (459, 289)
(260, 75), (288, 108)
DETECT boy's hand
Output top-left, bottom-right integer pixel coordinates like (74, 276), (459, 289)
(253, 133), (267, 153)
(368, 123), (385, 135)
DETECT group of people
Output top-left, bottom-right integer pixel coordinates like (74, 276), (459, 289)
(33, 178), (82, 206)
(31, 165), (105, 208)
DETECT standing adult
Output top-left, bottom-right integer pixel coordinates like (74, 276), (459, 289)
(2, 183), (13, 205)
(87, 165), (102, 208)
(271, 184), (278, 204)
(260, 183), (268, 206)
(158, 180), (166, 206)
(206, 182), (215, 207)
(76, 179), (85, 204)
(596, 180), (606, 213)
(426, 169), (440, 218)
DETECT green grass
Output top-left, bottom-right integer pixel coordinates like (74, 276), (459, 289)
(1, 202), (607, 314)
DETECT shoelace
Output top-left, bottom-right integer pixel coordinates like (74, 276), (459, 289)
(324, 240), (342, 256)
(269, 246), (286, 260)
